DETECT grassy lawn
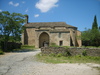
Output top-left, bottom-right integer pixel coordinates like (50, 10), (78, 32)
(36, 53), (100, 64)
(21, 45), (35, 49)
(13, 45), (35, 52)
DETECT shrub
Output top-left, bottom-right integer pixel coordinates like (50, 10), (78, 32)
(1, 42), (22, 52)
(63, 51), (71, 56)
(75, 55), (82, 57)
(0, 49), (4, 55)
(82, 50), (87, 56)
(56, 53), (63, 57)
(49, 53), (56, 57)
(50, 43), (59, 47)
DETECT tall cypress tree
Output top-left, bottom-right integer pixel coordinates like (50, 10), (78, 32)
(91, 15), (100, 46)
(92, 15), (98, 30)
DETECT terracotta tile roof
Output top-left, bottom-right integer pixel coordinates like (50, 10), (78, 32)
(24, 22), (77, 28)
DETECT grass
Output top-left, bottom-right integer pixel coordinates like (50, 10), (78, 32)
(36, 53), (100, 64)
(13, 45), (35, 52)
(21, 45), (35, 49)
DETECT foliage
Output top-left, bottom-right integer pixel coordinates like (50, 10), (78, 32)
(56, 53), (63, 57)
(49, 53), (56, 57)
(50, 43), (59, 47)
(82, 50), (87, 56)
(0, 49), (4, 55)
(36, 53), (100, 64)
(0, 11), (26, 51)
(92, 15), (98, 30)
(13, 45), (35, 52)
(21, 45), (35, 49)
(82, 15), (100, 46)
(82, 29), (100, 46)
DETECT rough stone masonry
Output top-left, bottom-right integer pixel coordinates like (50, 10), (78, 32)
(41, 47), (100, 56)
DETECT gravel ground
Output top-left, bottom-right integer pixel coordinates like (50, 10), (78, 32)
(0, 49), (100, 75)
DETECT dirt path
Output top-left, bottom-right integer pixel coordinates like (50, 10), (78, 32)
(0, 49), (100, 75)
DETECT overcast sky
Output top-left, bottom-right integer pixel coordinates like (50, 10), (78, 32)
(0, 0), (100, 31)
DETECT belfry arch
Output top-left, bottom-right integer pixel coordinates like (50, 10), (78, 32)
(39, 32), (49, 48)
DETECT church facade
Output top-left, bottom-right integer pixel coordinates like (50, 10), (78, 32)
(22, 17), (82, 48)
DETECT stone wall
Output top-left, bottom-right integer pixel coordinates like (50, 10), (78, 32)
(41, 47), (100, 56)
(41, 47), (66, 55)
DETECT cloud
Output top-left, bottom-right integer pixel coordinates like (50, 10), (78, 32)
(14, 3), (19, 7)
(0, 9), (2, 12)
(35, 0), (59, 13)
(22, 1), (25, 4)
(34, 14), (39, 17)
(9, 1), (13, 5)
(25, 8), (28, 12)
(9, 1), (19, 7)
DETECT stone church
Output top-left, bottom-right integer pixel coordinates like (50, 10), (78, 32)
(22, 16), (81, 48)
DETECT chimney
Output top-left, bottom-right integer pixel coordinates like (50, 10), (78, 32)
(25, 15), (28, 24)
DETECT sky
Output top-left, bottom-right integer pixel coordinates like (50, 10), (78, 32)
(0, 0), (100, 31)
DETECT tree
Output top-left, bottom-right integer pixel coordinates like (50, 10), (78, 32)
(81, 28), (92, 46)
(92, 15), (98, 30)
(82, 15), (100, 46)
(0, 11), (26, 51)
(91, 15), (100, 46)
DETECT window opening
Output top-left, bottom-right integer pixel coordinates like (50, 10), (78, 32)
(59, 33), (61, 38)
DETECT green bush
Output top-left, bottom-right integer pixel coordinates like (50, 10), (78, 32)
(0, 49), (4, 55)
(75, 55), (82, 57)
(82, 50), (87, 56)
(1, 42), (21, 52)
(49, 53), (56, 57)
(56, 53), (63, 57)
(67, 51), (71, 56)
(50, 43), (60, 47)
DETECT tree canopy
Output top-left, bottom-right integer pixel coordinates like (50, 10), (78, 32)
(82, 15), (100, 46)
(0, 11), (26, 51)
(0, 11), (26, 42)
(92, 15), (98, 30)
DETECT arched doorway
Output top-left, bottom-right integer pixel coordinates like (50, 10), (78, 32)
(39, 32), (49, 48)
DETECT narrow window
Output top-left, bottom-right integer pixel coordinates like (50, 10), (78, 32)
(59, 33), (61, 38)
(59, 41), (63, 46)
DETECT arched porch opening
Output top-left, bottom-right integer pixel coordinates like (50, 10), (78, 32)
(39, 32), (49, 48)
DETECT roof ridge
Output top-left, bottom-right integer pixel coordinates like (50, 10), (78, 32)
(29, 22), (66, 23)
(24, 22), (77, 28)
